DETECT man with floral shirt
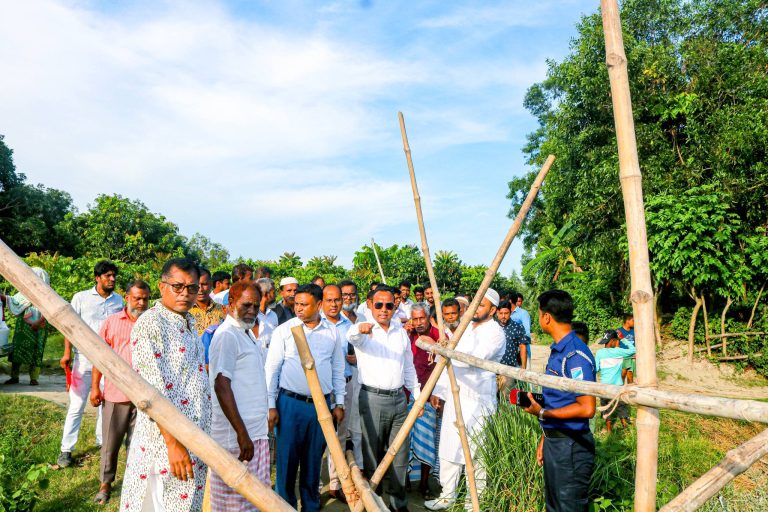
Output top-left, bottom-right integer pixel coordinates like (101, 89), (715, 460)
(119, 258), (211, 512)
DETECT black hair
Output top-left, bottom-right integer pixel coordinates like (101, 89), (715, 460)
(211, 271), (231, 286)
(231, 263), (254, 282)
(398, 280), (412, 289)
(295, 283), (323, 302)
(198, 267), (211, 279)
(311, 275), (326, 284)
(517, 292), (524, 301)
(441, 298), (460, 311)
(537, 289), (574, 323)
(413, 286), (425, 294)
(369, 281), (382, 291)
(623, 312), (634, 322)
(366, 289), (376, 300)
(372, 286), (396, 300)
(338, 279), (357, 292)
(423, 283), (433, 290)
(125, 279), (150, 293)
(572, 321), (589, 342)
(254, 266), (272, 279)
(161, 258), (200, 280)
(94, 260), (118, 277)
(497, 300), (513, 311)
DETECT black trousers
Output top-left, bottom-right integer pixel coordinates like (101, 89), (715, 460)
(543, 430), (595, 512)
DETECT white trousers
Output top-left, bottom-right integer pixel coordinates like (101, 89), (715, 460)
(437, 456), (487, 503)
(328, 373), (364, 490)
(60, 356), (102, 452)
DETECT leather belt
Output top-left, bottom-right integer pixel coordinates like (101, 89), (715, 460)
(361, 384), (402, 396)
(280, 389), (329, 404)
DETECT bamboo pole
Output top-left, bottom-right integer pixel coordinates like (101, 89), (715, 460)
(345, 450), (389, 512)
(351, 154), (555, 512)
(288, 325), (381, 511)
(416, 339), (768, 424)
(708, 332), (766, 339)
(659, 428), (768, 512)
(370, 238), (387, 283)
(600, 2), (660, 509)
(0, 239), (294, 512)
(399, 111), (480, 511)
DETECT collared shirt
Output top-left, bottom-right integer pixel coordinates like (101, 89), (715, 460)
(434, 319), (505, 401)
(209, 315), (269, 448)
(595, 345), (636, 386)
(212, 290), (228, 305)
(541, 331), (596, 431)
(409, 326), (439, 389)
(265, 316), (346, 408)
(400, 299), (414, 318)
(498, 319), (530, 367)
(71, 287), (124, 368)
(201, 323), (220, 365)
(98, 308), (137, 403)
(355, 303), (373, 322)
(322, 312), (355, 378)
(393, 304), (409, 323)
(347, 321), (420, 398)
(189, 300), (226, 337)
(510, 307), (532, 360)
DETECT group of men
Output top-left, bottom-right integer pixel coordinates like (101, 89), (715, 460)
(53, 257), (603, 512)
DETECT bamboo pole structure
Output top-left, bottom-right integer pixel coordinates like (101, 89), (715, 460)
(416, 340), (768, 424)
(600, 1), (660, 509)
(345, 450), (390, 512)
(351, 154), (555, 512)
(659, 428), (768, 512)
(370, 238), (387, 283)
(0, 239), (295, 512)
(399, 111), (480, 511)
(288, 325), (379, 511)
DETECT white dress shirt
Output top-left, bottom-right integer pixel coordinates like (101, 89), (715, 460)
(322, 312), (355, 378)
(209, 315), (269, 448)
(257, 309), (278, 353)
(347, 321), (420, 399)
(265, 316), (346, 408)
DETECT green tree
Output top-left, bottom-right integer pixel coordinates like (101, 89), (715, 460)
(186, 233), (230, 270)
(57, 194), (187, 263)
(433, 250), (463, 293)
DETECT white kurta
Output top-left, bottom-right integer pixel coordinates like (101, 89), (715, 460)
(434, 319), (505, 464)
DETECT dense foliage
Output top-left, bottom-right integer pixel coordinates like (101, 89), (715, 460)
(511, 0), (768, 342)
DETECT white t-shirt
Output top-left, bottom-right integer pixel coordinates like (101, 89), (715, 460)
(209, 315), (269, 448)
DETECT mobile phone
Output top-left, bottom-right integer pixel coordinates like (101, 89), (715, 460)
(509, 389), (545, 408)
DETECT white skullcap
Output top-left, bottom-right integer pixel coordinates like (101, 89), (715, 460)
(279, 277), (299, 287)
(484, 288), (500, 307)
(455, 296), (469, 305)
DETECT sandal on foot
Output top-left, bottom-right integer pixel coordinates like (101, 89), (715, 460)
(93, 491), (110, 504)
(4, 377), (19, 385)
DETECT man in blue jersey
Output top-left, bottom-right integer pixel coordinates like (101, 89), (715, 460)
(595, 330), (636, 431)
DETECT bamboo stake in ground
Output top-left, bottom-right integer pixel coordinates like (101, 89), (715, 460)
(352, 154), (555, 512)
(370, 238), (387, 283)
(600, 2), (660, 510)
(288, 325), (383, 511)
(0, 238), (294, 512)
(658, 428), (768, 512)
(345, 450), (390, 512)
(399, 111), (480, 511)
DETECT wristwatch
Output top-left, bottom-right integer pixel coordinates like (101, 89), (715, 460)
(538, 408), (546, 421)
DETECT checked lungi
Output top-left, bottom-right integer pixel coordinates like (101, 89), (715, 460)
(410, 401), (440, 478)
(209, 439), (270, 512)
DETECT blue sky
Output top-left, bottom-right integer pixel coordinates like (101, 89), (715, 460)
(0, 0), (596, 275)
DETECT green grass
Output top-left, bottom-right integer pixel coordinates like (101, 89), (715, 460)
(0, 394), (123, 511)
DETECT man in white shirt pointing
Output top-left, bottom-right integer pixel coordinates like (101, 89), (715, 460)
(347, 285), (421, 512)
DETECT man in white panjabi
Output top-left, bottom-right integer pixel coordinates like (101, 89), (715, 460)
(119, 259), (211, 512)
(424, 289), (506, 511)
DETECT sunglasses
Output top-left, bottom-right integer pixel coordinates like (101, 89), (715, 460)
(373, 302), (395, 310)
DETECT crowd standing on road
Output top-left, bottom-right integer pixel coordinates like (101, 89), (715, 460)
(0, 257), (642, 512)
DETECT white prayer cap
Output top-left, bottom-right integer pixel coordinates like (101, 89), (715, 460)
(484, 288), (500, 307)
(456, 296), (469, 306)
(279, 277), (299, 287)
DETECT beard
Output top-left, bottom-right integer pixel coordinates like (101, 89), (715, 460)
(127, 306), (146, 318)
(472, 311), (490, 323)
(446, 320), (459, 330)
(231, 310), (256, 330)
(342, 302), (358, 312)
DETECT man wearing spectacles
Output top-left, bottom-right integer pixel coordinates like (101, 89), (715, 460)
(120, 258), (211, 512)
(347, 286), (421, 512)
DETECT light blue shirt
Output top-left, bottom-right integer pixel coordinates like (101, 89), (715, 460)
(322, 312), (354, 378)
(510, 307), (532, 360)
(596, 345), (637, 386)
(71, 287), (124, 368)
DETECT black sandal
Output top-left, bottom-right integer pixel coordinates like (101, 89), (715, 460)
(93, 491), (110, 505)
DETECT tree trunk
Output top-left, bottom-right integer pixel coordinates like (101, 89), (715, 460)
(747, 282), (765, 329)
(721, 295), (733, 356)
(701, 294), (710, 357)
(688, 290), (703, 364)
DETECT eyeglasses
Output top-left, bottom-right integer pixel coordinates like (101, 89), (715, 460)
(341, 293), (357, 298)
(162, 281), (200, 295)
(373, 302), (395, 310)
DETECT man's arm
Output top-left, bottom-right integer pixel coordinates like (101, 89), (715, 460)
(346, 322), (372, 347)
(214, 375), (254, 462)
